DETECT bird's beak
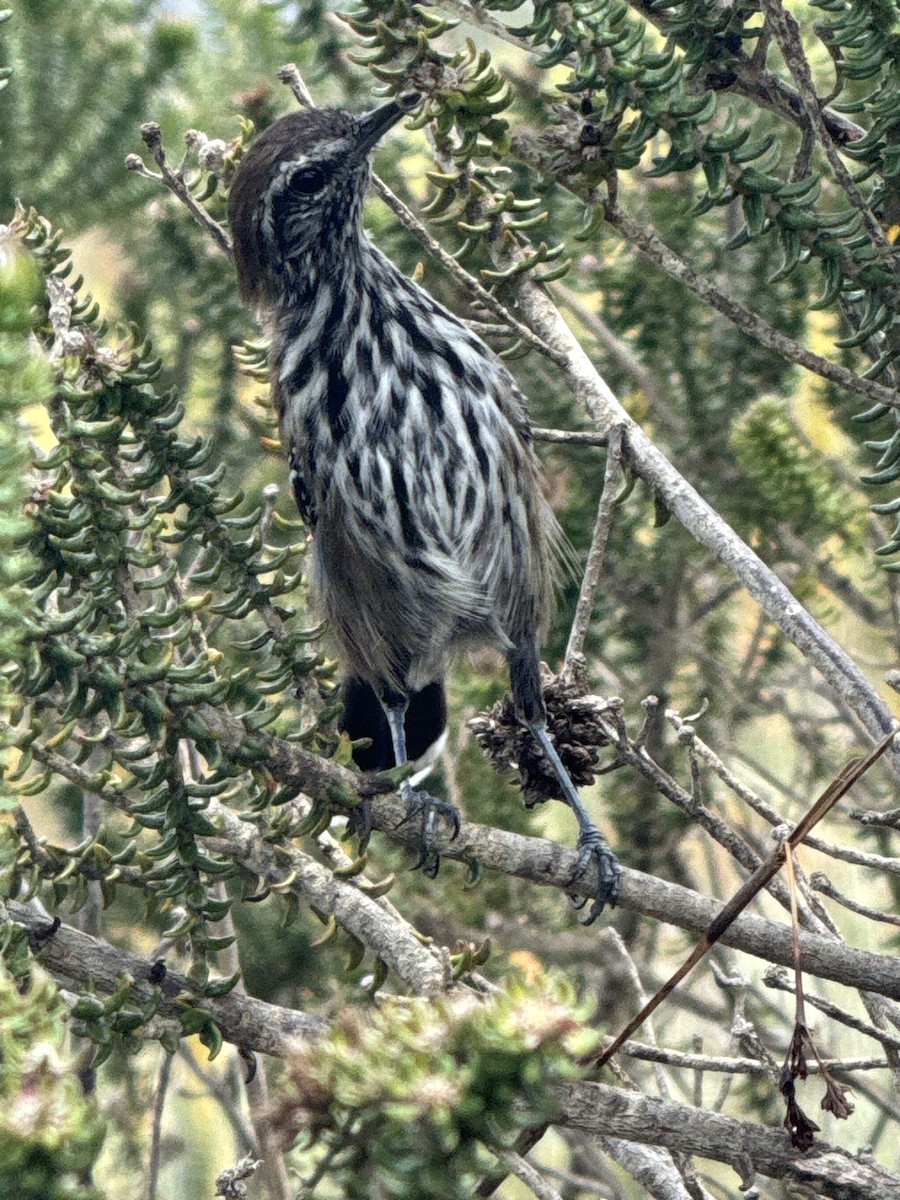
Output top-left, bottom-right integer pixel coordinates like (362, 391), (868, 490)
(354, 92), (421, 159)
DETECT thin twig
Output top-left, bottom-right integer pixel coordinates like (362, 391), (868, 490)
(563, 423), (625, 675)
(534, 1161), (614, 1199)
(602, 928), (671, 1100)
(204, 836), (292, 1199)
(145, 1049), (174, 1200)
(849, 801), (900, 829)
(176, 1045), (259, 1154)
(763, 966), (900, 1054)
(811, 872), (900, 927)
(614, 1038), (893, 1075)
(489, 1150), (564, 1200)
(782, 838), (808, 1035)
(532, 426), (607, 445)
(277, 62), (315, 108)
(603, 199), (900, 412)
(128, 124), (232, 258)
(591, 728), (898, 1069)
(12, 806), (54, 871)
(370, 175), (566, 368)
(665, 711), (900, 878)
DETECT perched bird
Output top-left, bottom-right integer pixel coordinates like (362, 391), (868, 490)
(227, 93), (620, 916)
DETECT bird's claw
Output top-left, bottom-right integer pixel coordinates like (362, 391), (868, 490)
(568, 827), (620, 924)
(397, 782), (460, 879)
(348, 798), (373, 848)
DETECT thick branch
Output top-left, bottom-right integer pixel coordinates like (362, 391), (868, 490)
(203, 794), (450, 998)
(559, 1080), (900, 1200)
(21, 714), (900, 1000)
(13, 901), (895, 1199)
(7, 900), (324, 1057)
(363, 792), (900, 1001)
(20, 718), (449, 998)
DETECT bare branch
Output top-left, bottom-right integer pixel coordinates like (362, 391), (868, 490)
(7, 900), (325, 1057)
(14, 902), (897, 1198)
(763, 965), (900, 1054)
(563, 423), (626, 675)
(489, 1150), (564, 1200)
(15, 714), (900, 1001)
(128, 123), (232, 258)
(532, 427), (608, 446)
(145, 1050), (173, 1200)
(666, 711), (900, 878)
(615, 1038), (893, 1075)
(811, 872), (900, 928)
(559, 1080), (900, 1200)
(601, 198), (899, 413)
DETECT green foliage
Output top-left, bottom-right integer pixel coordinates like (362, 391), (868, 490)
(0, 962), (105, 1200)
(1, 0), (898, 1188)
(275, 972), (595, 1198)
(0, 244), (45, 685)
(0, 0), (197, 226)
(2, 207), (337, 987)
(731, 397), (864, 548)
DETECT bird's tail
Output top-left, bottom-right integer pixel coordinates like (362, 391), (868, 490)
(339, 676), (447, 780)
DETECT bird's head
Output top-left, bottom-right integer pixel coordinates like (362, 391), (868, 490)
(227, 94), (419, 307)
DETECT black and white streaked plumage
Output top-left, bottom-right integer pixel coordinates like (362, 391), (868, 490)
(228, 94), (620, 915)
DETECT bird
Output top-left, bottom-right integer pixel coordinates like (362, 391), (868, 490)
(227, 92), (620, 917)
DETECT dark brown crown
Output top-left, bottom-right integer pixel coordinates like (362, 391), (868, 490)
(227, 98), (417, 308)
(228, 108), (358, 306)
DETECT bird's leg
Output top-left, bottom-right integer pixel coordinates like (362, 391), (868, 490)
(525, 720), (621, 916)
(381, 690), (460, 877)
(508, 639), (621, 921)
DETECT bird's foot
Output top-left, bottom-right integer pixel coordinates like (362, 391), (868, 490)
(348, 798), (373, 848)
(568, 826), (621, 924)
(397, 780), (461, 878)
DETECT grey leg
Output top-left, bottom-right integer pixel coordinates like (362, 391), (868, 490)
(527, 718), (621, 918)
(381, 692), (460, 876)
(509, 638), (621, 920)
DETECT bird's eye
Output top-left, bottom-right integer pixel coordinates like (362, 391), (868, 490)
(288, 165), (327, 197)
